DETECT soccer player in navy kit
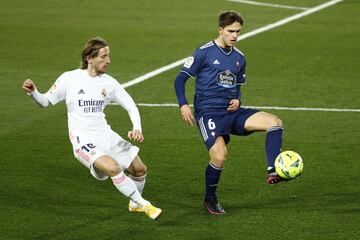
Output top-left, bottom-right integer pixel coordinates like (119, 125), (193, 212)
(174, 11), (285, 215)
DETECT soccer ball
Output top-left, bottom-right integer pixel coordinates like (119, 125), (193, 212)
(274, 150), (303, 179)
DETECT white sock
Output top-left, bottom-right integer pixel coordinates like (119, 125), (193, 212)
(129, 174), (146, 194)
(128, 174), (147, 206)
(111, 172), (149, 207)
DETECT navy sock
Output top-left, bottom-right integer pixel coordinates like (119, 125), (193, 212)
(265, 127), (283, 169)
(204, 163), (223, 202)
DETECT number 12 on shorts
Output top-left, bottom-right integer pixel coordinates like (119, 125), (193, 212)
(81, 143), (96, 152)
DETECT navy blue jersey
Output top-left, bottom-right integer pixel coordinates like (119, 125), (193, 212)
(181, 40), (246, 113)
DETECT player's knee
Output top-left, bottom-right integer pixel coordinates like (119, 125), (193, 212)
(107, 162), (122, 176)
(211, 152), (226, 167)
(209, 139), (227, 167)
(134, 164), (147, 177)
(269, 116), (283, 128)
(275, 116), (283, 127)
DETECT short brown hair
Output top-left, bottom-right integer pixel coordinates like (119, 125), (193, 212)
(80, 37), (108, 69)
(219, 11), (244, 28)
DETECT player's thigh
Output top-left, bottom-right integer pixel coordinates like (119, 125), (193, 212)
(126, 155), (147, 177)
(244, 111), (283, 132)
(73, 144), (110, 180)
(93, 155), (121, 176)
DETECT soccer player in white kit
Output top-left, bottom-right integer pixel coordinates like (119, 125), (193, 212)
(22, 37), (162, 220)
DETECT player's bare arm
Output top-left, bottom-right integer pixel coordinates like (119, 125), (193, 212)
(128, 130), (144, 142)
(180, 104), (195, 126)
(227, 99), (240, 112)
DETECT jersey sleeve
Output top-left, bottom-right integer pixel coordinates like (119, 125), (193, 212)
(112, 82), (142, 132)
(174, 71), (191, 106)
(181, 48), (205, 77)
(44, 72), (67, 105)
(237, 59), (246, 85)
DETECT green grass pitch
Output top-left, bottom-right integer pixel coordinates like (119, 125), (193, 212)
(1, 0), (359, 239)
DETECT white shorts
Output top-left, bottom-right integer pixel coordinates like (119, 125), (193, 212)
(72, 138), (139, 180)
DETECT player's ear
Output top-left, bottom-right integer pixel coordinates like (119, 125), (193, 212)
(218, 26), (223, 35)
(86, 55), (93, 64)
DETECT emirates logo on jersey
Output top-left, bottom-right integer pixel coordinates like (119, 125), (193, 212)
(217, 70), (236, 88)
(78, 99), (105, 113)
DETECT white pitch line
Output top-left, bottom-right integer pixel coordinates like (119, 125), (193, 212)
(122, 0), (343, 89)
(236, 0), (343, 41)
(244, 105), (360, 113)
(122, 59), (186, 88)
(228, 0), (309, 11)
(109, 103), (360, 113)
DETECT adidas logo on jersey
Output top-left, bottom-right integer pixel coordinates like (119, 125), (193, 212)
(78, 89), (85, 94)
(213, 59), (220, 65)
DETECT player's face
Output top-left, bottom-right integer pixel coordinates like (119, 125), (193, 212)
(89, 46), (111, 74)
(219, 22), (242, 48)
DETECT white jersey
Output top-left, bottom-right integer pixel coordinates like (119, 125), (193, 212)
(44, 69), (141, 149)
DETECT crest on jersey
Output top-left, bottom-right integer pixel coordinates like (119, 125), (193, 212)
(101, 89), (107, 97)
(217, 70), (237, 88)
(183, 56), (194, 68)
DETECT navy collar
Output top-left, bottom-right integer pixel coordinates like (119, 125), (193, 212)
(213, 40), (233, 55)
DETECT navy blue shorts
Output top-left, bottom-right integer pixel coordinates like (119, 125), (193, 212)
(195, 107), (259, 150)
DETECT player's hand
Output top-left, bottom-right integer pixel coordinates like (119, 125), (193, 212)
(22, 79), (36, 93)
(227, 99), (240, 112)
(128, 130), (144, 142)
(180, 104), (195, 126)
